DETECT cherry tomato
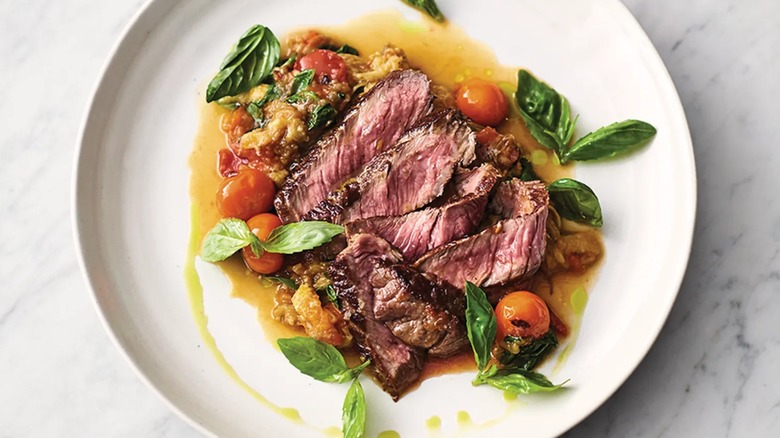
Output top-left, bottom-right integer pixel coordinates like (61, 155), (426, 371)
(216, 168), (275, 220)
(242, 213), (284, 274)
(495, 291), (551, 340)
(455, 78), (509, 127)
(295, 49), (348, 83)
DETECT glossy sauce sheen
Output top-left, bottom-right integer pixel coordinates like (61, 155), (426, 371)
(189, 11), (603, 389)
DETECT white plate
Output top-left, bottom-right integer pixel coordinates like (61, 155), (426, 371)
(73, 0), (696, 436)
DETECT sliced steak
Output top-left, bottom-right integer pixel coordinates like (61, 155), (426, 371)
(373, 265), (468, 357)
(414, 180), (549, 289)
(305, 109), (476, 223)
(330, 234), (424, 400)
(275, 70), (432, 223)
(345, 164), (499, 261)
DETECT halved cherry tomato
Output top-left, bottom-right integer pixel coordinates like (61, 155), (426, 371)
(216, 168), (275, 220)
(495, 291), (551, 340)
(242, 213), (284, 274)
(455, 78), (508, 127)
(295, 49), (348, 83)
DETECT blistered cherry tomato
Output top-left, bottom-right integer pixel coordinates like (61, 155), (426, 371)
(495, 291), (551, 340)
(455, 78), (509, 127)
(242, 213), (284, 274)
(216, 169), (275, 220)
(295, 49), (348, 83)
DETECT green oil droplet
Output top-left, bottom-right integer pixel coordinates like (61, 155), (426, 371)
(377, 431), (401, 438)
(280, 407), (301, 422)
(456, 410), (472, 426)
(426, 415), (442, 430)
(497, 81), (515, 96)
(484, 69), (494, 77)
(322, 426), (341, 437)
(531, 150), (548, 165)
(551, 153), (561, 166)
(571, 287), (588, 315)
(503, 390), (518, 401)
(454, 73), (466, 83)
(399, 19), (427, 34)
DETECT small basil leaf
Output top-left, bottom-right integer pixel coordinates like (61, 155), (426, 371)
(206, 25), (280, 103)
(277, 337), (350, 382)
(261, 221), (344, 254)
(499, 330), (558, 371)
(481, 368), (567, 394)
(401, 0), (445, 22)
(518, 157), (539, 182)
(278, 53), (297, 68)
(548, 178), (603, 227)
(201, 218), (254, 262)
(340, 360), (371, 383)
(290, 69), (315, 95)
(266, 276), (299, 290)
(464, 282), (497, 371)
(562, 119), (657, 163)
(336, 44), (359, 55)
(308, 104), (338, 130)
(286, 90), (320, 104)
(245, 84), (281, 124)
(342, 378), (367, 438)
(325, 285), (341, 309)
(515, 70), (576, 156)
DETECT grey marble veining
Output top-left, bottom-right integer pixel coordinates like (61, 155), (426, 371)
(0, 0), (778, 436)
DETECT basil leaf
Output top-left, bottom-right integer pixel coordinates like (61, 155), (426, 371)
(342, 378), (367, 438)
(464, 282), (497, 371)
(290, 69), (315, 95)
(325, 285), (341, 309)
(201, 218), (262, 262)
(500, 330), (558, 371)
(286, 90), (320, 104)
(336, 44), (359, 55)
(515, 70), (576, 156)
(343, 360), (371, 381)
(561, 119), (657, 163)
(401, 0), (445, 22)
(478, 368), (566, 394)
(265, 276), (299, 290)
(278, 53), (297, 68)
(518, 157), (539, 182)
(308, 104), (338, 130)
(262, 221), (344, 254)
(206, 25), (280, 103)
(548, 178), (603, 227)
(277, 337), (351, 382)
(246, 84), (280, 124)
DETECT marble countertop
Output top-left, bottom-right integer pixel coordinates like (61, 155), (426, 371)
(1, 0), (778, 436)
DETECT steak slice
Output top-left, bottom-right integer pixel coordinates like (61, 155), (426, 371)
(275, 70), (432, 223)
(414, 180), (549, 289)
(305, 109), (476, 223)
(373, 265), (468, 357)
(330, 234), (424, 400)
(345, 164), (499, 261)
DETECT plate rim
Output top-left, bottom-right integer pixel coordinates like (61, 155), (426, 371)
(71, 0), (697, 436)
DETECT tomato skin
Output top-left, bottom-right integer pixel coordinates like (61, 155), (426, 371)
(295, 49), (348, 83)
(242, 213), (284, 274)
(495, 291), (551, 340)
(455, 78), (509, 127)
(216, 169), (275, 220)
